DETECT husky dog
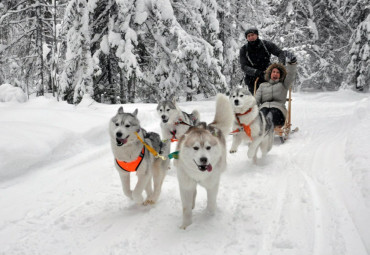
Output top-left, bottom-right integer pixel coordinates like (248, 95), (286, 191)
(175, 94), (233, 229)
(109, 107), (169, 205)
(229, 87), (274, 163)
(157, 99), (200, 142)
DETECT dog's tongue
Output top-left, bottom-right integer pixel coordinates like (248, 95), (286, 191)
(206, 164), (212, 172)
(117, 137), (128, 145)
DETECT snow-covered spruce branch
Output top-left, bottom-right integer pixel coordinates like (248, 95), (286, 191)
(0, 28), (37, 54)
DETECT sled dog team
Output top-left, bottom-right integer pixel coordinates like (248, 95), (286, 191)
(109, 91), (274, 229)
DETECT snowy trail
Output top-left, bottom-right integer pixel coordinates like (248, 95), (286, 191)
(1, 91), (370, 255)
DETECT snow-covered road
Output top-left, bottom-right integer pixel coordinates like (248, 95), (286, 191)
(1, 91), (369, 255)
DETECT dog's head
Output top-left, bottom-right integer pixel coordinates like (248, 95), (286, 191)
(178, 125), (224, 173)
(109, 107), (140, 146)
(156, 100), (179, 124)
(229, 87), (256, 113)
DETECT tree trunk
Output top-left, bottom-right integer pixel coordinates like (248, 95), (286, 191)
(36, 4), (44, 97)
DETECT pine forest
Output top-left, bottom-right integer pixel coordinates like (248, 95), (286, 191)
(0, 0), (369, 104)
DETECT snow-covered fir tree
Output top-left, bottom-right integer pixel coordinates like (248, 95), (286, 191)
(343, 2), (370, 91)
(59, 0), (93, 103)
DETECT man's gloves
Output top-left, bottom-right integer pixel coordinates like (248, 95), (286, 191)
(285, 51), (297, 64)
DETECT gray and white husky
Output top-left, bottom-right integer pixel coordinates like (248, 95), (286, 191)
(229, 87), (274, 163)
(109, 107), (169, 205)
(156, 99), (200, 142)
(175, 94), (233, 229)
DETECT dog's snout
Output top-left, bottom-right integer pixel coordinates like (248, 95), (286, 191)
(116, 132), (122, 138)
(234, 99), (239, 106)
(161, 115), (166, 120)
(200, 157), (208, 164)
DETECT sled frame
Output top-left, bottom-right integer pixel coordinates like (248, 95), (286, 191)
(274, 87), (295, 143)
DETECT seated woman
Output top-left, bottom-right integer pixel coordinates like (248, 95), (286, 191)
(255, 53), (297, 126)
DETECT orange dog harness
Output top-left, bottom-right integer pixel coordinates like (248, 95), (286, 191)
(231, 108), (254, 140)
(116, 147), (145, 172)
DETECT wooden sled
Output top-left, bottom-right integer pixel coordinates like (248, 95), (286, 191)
(274, 87), (298, 143)
(253, 78), (298, 144)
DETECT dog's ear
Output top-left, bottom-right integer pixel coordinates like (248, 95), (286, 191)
(118, 106), (124, 114)
(207, 125), (220, 137)
(196, 122), (207, 129)
(171, 97), (177, 105)
(132, 108), (138, 116)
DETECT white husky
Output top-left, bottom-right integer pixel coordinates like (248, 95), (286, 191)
(175, 94), (233, 229)
(109, 107), (169, 205)
(229, 87), (274, 163)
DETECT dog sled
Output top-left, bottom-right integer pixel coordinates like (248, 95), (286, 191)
(253, 78), (298, 143)
(273, 86), (298, 143)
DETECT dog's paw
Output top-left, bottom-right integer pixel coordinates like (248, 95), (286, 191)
(252, 156), (257, 165)
(124, 191), (133, 200)
(206, 207), (216, 216)
(229, 149), (237, 153)
(143, 199), (155, 206)
(179, 223), (191, 230)
(132, 193), (144, 205)
(247, 149), (255, 159)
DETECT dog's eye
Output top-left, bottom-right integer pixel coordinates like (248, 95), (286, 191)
(159, 109), (162, 112)
(125, 124), (130, 128)
(240, 95), (244, 97)
(193, 146), (199, 151)
(115, 123), (119, 127)
(166, 109), (170, 112)
(232, 95), (235, 98)
(206, 146), (211, 150)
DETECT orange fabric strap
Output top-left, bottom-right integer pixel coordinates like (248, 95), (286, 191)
(234, 109), (253, 140)
(242, 124), (252, 139)
(116, 147), (145, 172)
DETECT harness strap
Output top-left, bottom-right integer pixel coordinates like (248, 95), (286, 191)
(170, 118), (195, 142)
(174, 118), (193, 127)
(231, 108), (254, 140)
(236, 108), (253, 117)
(170, 130), (178, 142)
(134, 132), (166, 160)
(116, 147), (145, 172)
(245, 40), (271, 68)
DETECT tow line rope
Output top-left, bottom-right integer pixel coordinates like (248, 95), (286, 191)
(134, 132), (166, 160)
(134, 132), (180, 160)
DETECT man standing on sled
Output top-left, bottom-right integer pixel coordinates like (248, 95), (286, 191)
(240, 27), (286, 93)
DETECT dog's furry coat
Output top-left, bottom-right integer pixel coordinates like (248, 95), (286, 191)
(175, 94), (233, 229)
(109, 107), (169, 205)
(229, 87), (274, 163)
(157, 99), (200, 142)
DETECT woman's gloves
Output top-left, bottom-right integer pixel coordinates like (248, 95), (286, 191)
(285, 51), (297, 64)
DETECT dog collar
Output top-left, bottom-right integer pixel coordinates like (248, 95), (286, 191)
(232, 109), (254, 140)
(236, 108), (253, 117)
(116, 147), (145, 172)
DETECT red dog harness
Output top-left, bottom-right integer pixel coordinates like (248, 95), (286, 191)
(116, 147), (145, 172)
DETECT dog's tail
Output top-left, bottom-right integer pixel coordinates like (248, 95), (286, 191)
(191, 109), (200, 125)
(210, 93), (234, 135)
